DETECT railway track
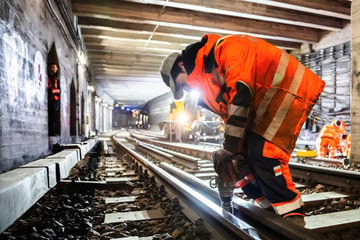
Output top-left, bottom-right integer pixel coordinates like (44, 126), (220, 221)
(114, 135), (324, 240)
(1, 136), (279, 240)
(2, 130), (359, 239)
(129, 130), (360, 239)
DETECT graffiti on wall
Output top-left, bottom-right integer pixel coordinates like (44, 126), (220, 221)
(2, 30), (46, 107)
(34, 51), (46, 103)
(3, 31), (25, 105)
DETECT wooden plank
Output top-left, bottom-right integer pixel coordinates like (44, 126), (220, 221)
(83, 37), (185, 51)
(120, 171), (137, 177)
(92, 65), (159, 73)
(302, 192), (350, 206)
(91, 62), (161, 69)
(244, 0), (350, 18)
(112, 236), (153, 240)
(105, 167), (125, 172)
(78, 16), (300, 50)
(72, 0), (320, 42)
(104, 164), (119, 168)
(88, 52), (164, 63)
(106, 176), (139, 182)
(136, 0), (345, 30)
(82, 29), (194, 45)
(104, 209), (165, 223)
(105, 196), (137, 204)
(305, 209), (360, 231)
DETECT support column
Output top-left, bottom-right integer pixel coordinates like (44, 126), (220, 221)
(108, 106), (113, 132)
(87, 86), (95, 136)
(352, 1), (360, 164)
(102, 103), (108, 133)
(95, 96), (101, 135)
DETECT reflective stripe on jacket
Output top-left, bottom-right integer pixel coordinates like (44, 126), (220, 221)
(185, 34), (325, 155)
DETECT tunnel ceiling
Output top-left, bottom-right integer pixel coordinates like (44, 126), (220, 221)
(72, 0), (351, 106)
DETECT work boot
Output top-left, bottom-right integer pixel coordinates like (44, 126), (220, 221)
(284, 215), (306, 228)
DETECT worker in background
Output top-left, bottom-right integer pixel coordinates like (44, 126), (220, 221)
(345, 134), (351, 159)
(317, 120), (346, 158)
(47, 63), (61, 136)
(160, 34), (325, 227)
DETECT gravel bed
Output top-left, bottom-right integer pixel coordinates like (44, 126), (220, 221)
(0, 143), (211, 240)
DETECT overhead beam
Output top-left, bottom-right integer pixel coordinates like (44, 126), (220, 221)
(78, 17), (300, 49)
(122, 0), (346, 30)
(90, 59), (161, 68)
(92, 62), (159, 69)
(95, 75), (161, 82)
(72, 0), (320, 42)
(88, 52), (165, 62)
(83, 36), (186, 51)
(242, 0), (350, 19)
(94, 69), (159, 75)
(91, 62), (160, 68)
(87, 47), (170, 58)
(80, 28), (199, 44)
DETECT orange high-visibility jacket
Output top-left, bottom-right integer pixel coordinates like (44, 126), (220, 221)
(317, 124), (342, 154)
(185, 34), (325, 155)
(330, 120), (346, 134)
(318, 124), (343, 152)
(319, 124), (341, 139)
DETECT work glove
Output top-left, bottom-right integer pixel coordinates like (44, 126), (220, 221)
(213, 149), (250, 182)
(233, 154), (251, 181)
(212, 149), (237, 211)
(212, 149), (237, 184)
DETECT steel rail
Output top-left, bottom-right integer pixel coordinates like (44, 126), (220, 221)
(293, 155), (351, 169)
(160, 161), (325, 240)
(114, 136), (325, 240)
(130, 132), (213, 159)
(129, 135), (360, 237)
(113, 136), (265, 239)
(289, 162), (360, 188)
(138, 141), (200, 168)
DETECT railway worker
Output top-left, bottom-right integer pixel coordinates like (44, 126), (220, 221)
(345, 134), (351, 159)
(160, 34), (325, 227)
(317, 120), (346, 158)
(47, 63), (61, 136)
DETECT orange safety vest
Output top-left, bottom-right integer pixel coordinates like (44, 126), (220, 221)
(185, 34), (325, 155)
(319, 125), (340, 139)
(48, 74), (60, 101)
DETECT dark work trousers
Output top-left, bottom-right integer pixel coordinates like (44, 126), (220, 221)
(48, 100), (60, 135)
(241, 133), (302, 215)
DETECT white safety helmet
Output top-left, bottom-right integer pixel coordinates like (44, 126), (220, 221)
(331, 120), (346, 134)
(160, 52), (182, 99)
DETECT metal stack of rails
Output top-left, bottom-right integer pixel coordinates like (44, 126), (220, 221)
(297, 42), (351, 127)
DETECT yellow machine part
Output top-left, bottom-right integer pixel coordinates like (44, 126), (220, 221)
(296, 150), (318, 158)
(170, 101), (185, 120)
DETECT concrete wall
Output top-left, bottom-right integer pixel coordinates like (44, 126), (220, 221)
(352, 1), (360, 164)
(0, 0), (91, 173)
